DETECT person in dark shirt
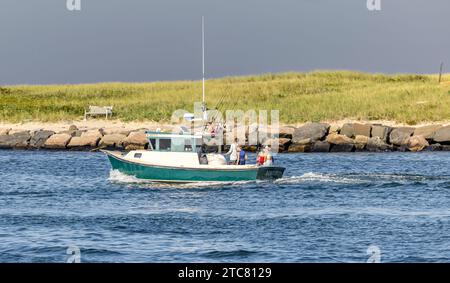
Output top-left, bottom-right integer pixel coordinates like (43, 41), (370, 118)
(237, 146), (248, 165)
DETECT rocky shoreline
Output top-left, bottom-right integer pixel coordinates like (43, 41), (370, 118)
(1, 122), (450, 152)
(282, 123), (447, 152)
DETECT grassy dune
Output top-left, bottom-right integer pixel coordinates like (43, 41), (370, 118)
(1, 71), (450, 124)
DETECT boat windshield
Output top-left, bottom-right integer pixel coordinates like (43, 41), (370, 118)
(146, 131), (202, 152)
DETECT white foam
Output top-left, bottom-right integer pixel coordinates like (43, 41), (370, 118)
(109, 169), (370, 188)
(108, 170), (151, 184)
(274, 172), (365, 185)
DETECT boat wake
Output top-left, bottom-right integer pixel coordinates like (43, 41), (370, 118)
(274, 172), (366, 185)
(108, 170), (151, 184)
(274, 172), (440, 187)
(109, 170), (433, 189)
(109, 169), (366, 188)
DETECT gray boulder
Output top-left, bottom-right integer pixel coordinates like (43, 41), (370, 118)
(328, 125), (340, 134)
(103, 127), (132, 136)
(0, 135), (14, 149)
(0, 131), (31, 149)
(292, 138), (312, 145)
(59, 129), (85, 137)
(292, 123), (329, 144)
(371, 125), (391, 142)
(67, 137), (93, 149)
(262, 138), (291, 153)
(277, 138), (292, 152)
(67, 130), (103, 149)
(99, 134), (127, 149)
(389, 127), (414, 146)
(278, 126), (296, 139)
(341, 123), (371, 138)
(414, 125), (441, 140)
(123, 131), (149, 150)
(432, 125), (450, 144)
(340, 124), (353, 137)
(288, 143), (311, 153)
(366, 137), (391, 152)
(68, 125), (78, 131)
(312, 141), (330, 152)
(330, 144), (354, 152)
(8, 129), (29, 135)
(30, 130), (55, 148)
(354, 135), (369, 151)
(58, 125), (82, 137)
(326, 133), (355, 145)
(14, 131), (32, 148)
(44, 133), (72, 149)
(408, 135), (429, 152)
(72, 130), (85, 137)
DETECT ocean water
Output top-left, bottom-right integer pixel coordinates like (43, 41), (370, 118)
(1, 150), (450, 263)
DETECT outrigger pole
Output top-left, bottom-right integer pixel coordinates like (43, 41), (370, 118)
(202, 16), (207, 121)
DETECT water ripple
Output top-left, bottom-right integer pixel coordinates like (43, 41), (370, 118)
(1, 150), (450, 262)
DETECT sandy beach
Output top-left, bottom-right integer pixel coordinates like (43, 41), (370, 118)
(0, 120), (169, 133)
(1, 119), (449, 134)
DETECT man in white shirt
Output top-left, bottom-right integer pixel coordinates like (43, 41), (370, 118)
(226, 138), (239, 165)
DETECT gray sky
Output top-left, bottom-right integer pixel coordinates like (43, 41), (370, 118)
(1, 0), (449, 84)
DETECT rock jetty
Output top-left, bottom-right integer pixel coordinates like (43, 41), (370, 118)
(0, 122), (449, 152)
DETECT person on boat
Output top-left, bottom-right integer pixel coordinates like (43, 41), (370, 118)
(264, 145), (274, 166)
(226, 138), (239, 165)
(207, 122), (216, 138)
(237, 146), (248, 165)
(256, 148), (266, 166)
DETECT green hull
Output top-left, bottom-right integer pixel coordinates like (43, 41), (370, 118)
(107, 154), (260, 182)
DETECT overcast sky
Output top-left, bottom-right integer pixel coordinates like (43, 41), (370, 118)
(0, 0), (449, 84)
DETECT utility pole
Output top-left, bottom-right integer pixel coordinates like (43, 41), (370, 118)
(439, 62), (444, 83)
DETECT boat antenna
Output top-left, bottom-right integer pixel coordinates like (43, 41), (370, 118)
(202, 16), (207, 120)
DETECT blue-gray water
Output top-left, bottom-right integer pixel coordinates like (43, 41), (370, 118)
(1, 150), (450, 263)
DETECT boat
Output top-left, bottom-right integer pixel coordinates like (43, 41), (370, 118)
(103, 131), (285, 183)
(103, 17), (286, 182)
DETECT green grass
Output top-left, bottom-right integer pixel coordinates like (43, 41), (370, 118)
(1, 71), (450, 124)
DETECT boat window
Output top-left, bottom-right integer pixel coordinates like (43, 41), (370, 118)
(159, 138), (171, 151)
(149, 139), (156, 150)
(184, 138), (193, 152)
(134, 153), (142, 158)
